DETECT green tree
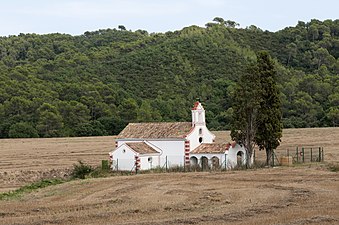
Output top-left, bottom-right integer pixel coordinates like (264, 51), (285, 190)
(255, 52), (283, 166)
(327, 107), (339, 126)
(36, 103), (64, 137)
(230, 62), (261, 167)
(8, 122), (39, 138)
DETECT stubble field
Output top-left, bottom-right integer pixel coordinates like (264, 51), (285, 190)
(0, 127), (338, 224)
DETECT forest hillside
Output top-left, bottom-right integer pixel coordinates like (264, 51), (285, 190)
(0, 18), (338, 138)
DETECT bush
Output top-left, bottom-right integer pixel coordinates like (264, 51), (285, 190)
(71, 161), (93, 179)
(328, 163), (339, 172)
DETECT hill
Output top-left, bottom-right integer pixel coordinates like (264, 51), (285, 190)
(0, 18), (338, 138)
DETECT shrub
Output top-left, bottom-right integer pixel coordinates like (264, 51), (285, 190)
(328, 163), (339, 172)
(71, 161), (93, 179)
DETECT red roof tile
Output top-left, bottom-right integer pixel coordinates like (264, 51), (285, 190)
(126, 142), (159, 154)
(118, 122), (192, 139)
(191, 143), (228, 154)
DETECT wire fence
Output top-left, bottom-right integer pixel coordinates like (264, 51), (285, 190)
(267, 147), (324, 167)
(109, 147), (325, 173)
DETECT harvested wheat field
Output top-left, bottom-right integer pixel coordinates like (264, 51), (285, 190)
(0, 127), (339, 224)
(0, 167), (338, 225)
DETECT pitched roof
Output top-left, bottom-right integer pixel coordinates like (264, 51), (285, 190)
(117, 122), (192, 139)
(191, 143), (228, 154)
(126, 142), (159, 154)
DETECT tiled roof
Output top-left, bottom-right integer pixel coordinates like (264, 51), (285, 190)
(191, 143), (228, 154)
(117, 122), (192, 139)
(126, 142), (159, 154)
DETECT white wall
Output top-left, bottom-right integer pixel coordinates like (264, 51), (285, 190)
(226, 144), (247, 168)
(140, 154), (160, 170)
(110, 144), (136, 171)
(148, 140), (185, 167)
(187, 125), (215, 151)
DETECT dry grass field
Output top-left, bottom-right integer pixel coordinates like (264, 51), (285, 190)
(0, 127), (338, 224)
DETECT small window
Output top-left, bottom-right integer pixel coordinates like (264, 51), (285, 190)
(199, 137), (203, 143)
(199, 128), (202, 135)
(122, 149), (126, 153)
(148, 157), (152, 163)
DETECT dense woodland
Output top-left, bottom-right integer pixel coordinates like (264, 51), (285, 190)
(0, 18), (338, 138)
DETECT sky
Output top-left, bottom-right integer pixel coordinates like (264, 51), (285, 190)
(0, 0), (338, 36)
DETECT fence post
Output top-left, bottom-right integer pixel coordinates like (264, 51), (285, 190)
(310, 148), (313, 162)
(165, 156), (168, 172)
(296, 147), (299, 163)
(253, 149), (256, 163)
(183, 156), (186, 172)
(302, 147), (304, 163)
(224, 154), (227, 170)
(322, 147), (324, 162)
(272, 151), (274, 167)
(319, 147), (321, 162)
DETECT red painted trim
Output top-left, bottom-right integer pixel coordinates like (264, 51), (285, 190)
(192, 101), (200, 110)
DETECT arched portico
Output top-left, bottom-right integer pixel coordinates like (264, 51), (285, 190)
(190, 156), (198, 166)
(211, 156), (220, 169)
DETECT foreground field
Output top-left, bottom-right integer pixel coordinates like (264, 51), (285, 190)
(0, 127), (339, 192)
(0, 167), (338, 225)
(0, 127), (338, 224)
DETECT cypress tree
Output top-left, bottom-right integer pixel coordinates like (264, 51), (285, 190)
(255, 51), (283, 166)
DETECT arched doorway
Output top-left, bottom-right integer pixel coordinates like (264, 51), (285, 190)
(237, 151), (244, 166)
(201, 156), (209, 170)
(211, 156), (220, 169)
(190, 156), (198, 166)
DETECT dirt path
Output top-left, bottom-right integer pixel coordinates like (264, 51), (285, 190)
(0, 167), (338, 225)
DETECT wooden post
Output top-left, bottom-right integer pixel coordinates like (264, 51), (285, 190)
(302, 147), (304, 163)
(296, 147), (299, 163)
(319, 147), (321, 162)
(322, 147), (324, 162)
(272, 151), (274, 167)
(165, 156), (168, 171)
(310, 148), (313, 162)
(183, 156), (186, 172)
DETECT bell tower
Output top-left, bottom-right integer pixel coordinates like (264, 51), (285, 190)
(191, 101), (205, 127)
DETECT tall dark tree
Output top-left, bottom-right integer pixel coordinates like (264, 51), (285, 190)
(255, 51), (283, 166)
(230, 62), (261, 167)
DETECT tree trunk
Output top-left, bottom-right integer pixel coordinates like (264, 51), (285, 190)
(266, 148), (272, 166)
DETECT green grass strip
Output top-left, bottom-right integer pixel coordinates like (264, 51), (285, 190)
(0, 179), (64, 201)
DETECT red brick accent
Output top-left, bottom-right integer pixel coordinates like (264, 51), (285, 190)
(184, 140), (190, 165)
(135, 155), (141, 170)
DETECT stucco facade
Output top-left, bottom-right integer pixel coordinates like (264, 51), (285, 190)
(109, 101), (248, 171)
